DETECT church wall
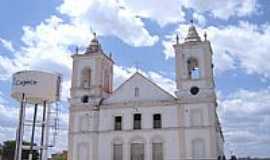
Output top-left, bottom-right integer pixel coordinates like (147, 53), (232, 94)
(184, 128), (213, 158)
(99, 105), (178, 131)
(98, 129), (180, 160)
(181, 102), (218, 159)
(69, 133), (93, 160)
(97, 104), (180, 160)
(183, 103), (212, 127)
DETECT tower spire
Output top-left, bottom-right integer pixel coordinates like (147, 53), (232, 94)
(86, 32), (102, 54)
(184, 20), (201, 42)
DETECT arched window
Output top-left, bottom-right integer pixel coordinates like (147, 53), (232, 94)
(81, 95), (89, 103)
(152, 143), (163, 160)
(151, 136), (164, 160)
(81, 68), (91, 88)
(112, 138), (123, 160)
(187, 58), (200, 79)
(130, 137), (145, 160)
(131, 143), (144, 160)
(104, 70), (110, 93)
(77, 143), (89, 160)
(192, 138), (206, 159)
(135, 87), (139, 97)
(153, 114), (162, 129)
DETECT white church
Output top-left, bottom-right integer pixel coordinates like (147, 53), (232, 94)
(68, 24), (224, 160)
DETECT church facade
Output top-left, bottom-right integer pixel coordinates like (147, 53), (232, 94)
(68, 25), (224, 160)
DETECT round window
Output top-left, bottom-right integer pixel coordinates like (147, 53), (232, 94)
(190, 86), (199, 95)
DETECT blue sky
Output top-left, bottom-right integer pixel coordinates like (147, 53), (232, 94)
(0, 0), (270, 157)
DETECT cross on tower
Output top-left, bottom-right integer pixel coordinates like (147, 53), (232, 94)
(75, 46), (79, 54)
(135, 61), (141, 72)
(190, 19), (194, 25)
(204, 32), (207, 41)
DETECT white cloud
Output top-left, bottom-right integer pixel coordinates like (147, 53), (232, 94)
(0, 37), (15, 52)
(0, 16), (76, 80)
(0, 91), (4, 104)
(162, 33), (177, 59)
(207, 22), (270, 77)
(192, 12), (206, 27)
(183, 0), (259, 20)
(218, 89), (270, 157)
(0, 0), (161, 82)
(0, 56), (20, 80)
(58, 0), (159, 47)
(163, 21), (270, 77)
(0, 104), (18, 128)
(0, 15), (86, 101)
(113, 0), (258, 27)
(119, 0), (184, 27)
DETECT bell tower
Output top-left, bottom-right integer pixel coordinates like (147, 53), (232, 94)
(174, 23), (224, 159)
(173, 24), (215, 102)
(69, 33), (114, 160)
(70, 33), (114, 103)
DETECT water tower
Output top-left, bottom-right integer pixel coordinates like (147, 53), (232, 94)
(11, 70), (62, 160)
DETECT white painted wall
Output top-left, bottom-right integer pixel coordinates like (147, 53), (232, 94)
(71, 104), (181, 160)
(69, 100), (223, 160)
(99, 105), (178, 131)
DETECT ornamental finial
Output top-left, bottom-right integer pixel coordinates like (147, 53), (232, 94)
(204, 32), (207, 41)
(75, 46), (79, 54)
(190, 19), (194, 25)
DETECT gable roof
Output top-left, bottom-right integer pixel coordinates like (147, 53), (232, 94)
(105, 72), (175, 103)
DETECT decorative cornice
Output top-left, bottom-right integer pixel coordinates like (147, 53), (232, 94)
(70, 99), (178, 112)
(69, 96), (218, 112)
(69, 125), (216, 135)
(101, 100), (177, 109)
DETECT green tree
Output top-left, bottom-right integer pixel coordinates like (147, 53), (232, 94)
(0, 144), (3, 156)
(2, 140), (39, 160)
(2, 140), (15, 160)
(54, 155), (65, 160)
